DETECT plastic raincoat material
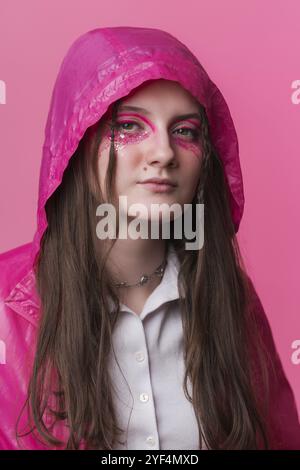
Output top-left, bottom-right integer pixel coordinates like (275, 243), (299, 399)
(0, 26), (300, 450)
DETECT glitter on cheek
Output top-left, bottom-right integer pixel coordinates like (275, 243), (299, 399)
(100, 125), (151, 152)
(113, 129), (150, 146)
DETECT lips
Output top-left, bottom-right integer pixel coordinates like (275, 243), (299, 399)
(138, 181), (177, 193)
(139, 178), (177, 186)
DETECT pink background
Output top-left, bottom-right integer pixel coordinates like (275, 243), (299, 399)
(0, 1), (299, 413)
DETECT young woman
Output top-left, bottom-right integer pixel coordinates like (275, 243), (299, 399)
(0, 26), (299, 451)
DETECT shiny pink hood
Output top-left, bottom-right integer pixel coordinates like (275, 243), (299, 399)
(31, 25), (244, 271)
(0, 26), (299, 449)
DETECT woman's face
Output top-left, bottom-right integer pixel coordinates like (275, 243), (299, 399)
(97, 79), (203, 223)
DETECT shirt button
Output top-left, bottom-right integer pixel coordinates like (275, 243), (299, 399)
(139, 392), (149, 403)
(135, 351), (145, 362)
(146, 436), (155, 446)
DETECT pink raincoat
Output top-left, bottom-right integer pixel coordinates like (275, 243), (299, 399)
(0, 26), (300, 450)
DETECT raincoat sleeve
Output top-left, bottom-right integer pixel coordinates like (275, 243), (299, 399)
(248, 278), (300, 449)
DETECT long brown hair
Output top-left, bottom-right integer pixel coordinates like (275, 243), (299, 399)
(16, 97), (275, 450)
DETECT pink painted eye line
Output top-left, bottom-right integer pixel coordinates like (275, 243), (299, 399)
(184, 118), (202, 127)
(117, 113), (201, 132)
(117, 112), (155, 131)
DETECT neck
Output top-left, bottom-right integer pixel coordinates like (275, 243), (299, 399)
(104, 238), (168, 285)
(101, 238), (168, 310)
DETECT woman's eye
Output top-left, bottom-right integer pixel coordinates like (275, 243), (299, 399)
(116, 121), (140, 131)
(174, 127), (200, 140)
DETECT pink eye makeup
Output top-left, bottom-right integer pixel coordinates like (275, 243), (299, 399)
(99, 112), (152, 150)
(100, 111), (202, 158)
(110, 117), (151, 146)
(171, 118), (202, 157)
(117, 112), (156, 131)
(100, 120), (150, 150)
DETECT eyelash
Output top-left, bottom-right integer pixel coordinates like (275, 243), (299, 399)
(114, 120), (200, 139)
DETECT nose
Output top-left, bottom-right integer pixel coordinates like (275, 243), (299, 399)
(145, 129), (177, 168)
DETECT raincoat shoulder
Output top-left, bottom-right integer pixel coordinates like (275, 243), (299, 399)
(0, 242), (46, 449)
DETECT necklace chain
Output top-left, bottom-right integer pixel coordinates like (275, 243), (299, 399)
(113, 258), (167, 288)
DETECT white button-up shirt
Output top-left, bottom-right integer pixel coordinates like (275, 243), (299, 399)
(108, 244), (206, 450)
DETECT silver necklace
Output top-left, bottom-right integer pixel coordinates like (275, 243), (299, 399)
(113, 258), (167, 288)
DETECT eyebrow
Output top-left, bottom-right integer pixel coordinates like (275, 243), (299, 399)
(118, 105), (201, 122)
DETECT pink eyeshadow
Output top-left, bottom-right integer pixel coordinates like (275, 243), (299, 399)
(117, 113), (155, 131)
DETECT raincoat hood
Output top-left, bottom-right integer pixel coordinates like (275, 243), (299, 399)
(31, 25), (244, 269)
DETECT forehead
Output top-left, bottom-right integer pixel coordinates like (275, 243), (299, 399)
(120, 79), (200, 112)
